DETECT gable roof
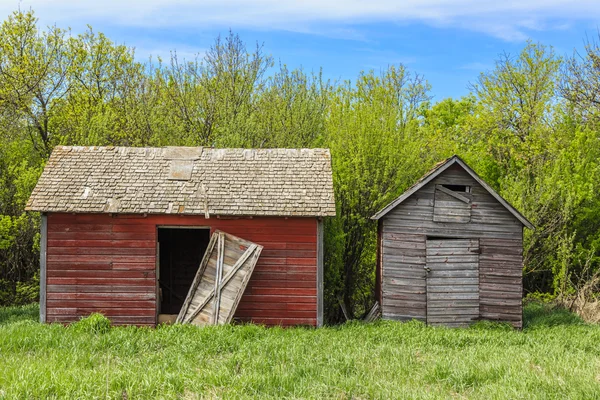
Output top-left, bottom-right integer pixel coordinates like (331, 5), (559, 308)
(371, 155), (534, 229)
(26, 146), (336, 217)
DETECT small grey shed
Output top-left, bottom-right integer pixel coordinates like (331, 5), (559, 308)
(372, 156), (533, 328)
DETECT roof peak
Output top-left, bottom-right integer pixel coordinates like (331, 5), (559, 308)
(371, 156), (533, 229)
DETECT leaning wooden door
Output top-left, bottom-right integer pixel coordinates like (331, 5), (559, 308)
(177, 230), (263, 326)
(425, 239), (479, 327)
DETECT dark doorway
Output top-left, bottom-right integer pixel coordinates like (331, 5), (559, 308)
(158, 227), (210, 315)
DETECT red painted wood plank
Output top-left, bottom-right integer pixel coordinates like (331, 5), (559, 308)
(285, 303), (316, 311)
(253, 265), (316, 273)
(285, 243), (316, 250)
(248, 279), (316, 288)
(112, 224), (156, 233)
(48, 224), (113, 232)
(47, 277), (155, 285)
(46, 262), (113, 270)
(248, 287), (317, 296)
(47, 239), (155, 248)
(238, 317), (316, 326)
(246, 234), (316, 243)
(112, 263), (155, 270)
(47, 285), (154, 293)
(47, 270), (155, 279)
(48, 232), (156, 241)
(48, 247), (156, 256)
(240, 295), (316, 304)
(237, 302), (287, 310)
(250, 272), (316, 282)
(47, 292), (156, 301)
(257, 257), (287, 265)
(237, 302), (315, 311)
(48, 300), (155, 308)
(261, 250), (316, 258)
(47, 315), (156, 326)
(214, 226), (317, 236)
(235, 310), (315, 318)
(47, 307), (155, 316)
(48, 255), (155, 263)
(286, 257), (317, 265)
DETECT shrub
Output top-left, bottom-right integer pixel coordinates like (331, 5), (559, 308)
(70, 313), (112, 334)
(524, 291), (556, 304)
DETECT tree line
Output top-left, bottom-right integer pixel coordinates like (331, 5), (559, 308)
(1, 10), (599, 321)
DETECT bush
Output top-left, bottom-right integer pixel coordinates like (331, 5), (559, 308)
(70, 313), (112, 334)
(0, 276), (39, 306)
(524, 291), (556, 304)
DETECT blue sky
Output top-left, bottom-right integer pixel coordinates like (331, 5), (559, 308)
(2, 1), (599, 100)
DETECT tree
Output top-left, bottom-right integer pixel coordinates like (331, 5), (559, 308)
(324, 65), (432, 321)
(470, 42), (559, 174)
(0, 10), (72, 154)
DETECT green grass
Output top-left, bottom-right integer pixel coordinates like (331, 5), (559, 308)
(0, 303), (599, 399)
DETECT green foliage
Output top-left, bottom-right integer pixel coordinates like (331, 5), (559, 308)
(70, 313), (112, 335)
(0, 303), (599, 398)
(0, 303), (38, 325)
(324, 66), (434, 319)
(524, 292), (557, 304)
(0, 9), (599, 322)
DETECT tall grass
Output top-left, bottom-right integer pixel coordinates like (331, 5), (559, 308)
(0, 303), (598, 399)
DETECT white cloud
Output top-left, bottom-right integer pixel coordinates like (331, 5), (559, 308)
(2, 0), (599, 41)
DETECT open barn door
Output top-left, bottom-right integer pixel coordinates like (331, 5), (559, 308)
(176, 230), (263, 326)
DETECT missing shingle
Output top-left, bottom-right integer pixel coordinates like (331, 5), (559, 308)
(168, 159), (193, 181)
(81, 187), (92, 199)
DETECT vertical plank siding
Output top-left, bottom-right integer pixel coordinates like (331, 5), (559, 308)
(380, 165), (524, 328)
(45, 213), (318, 327)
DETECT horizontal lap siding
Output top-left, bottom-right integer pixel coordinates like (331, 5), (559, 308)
(380, 165), (523, 328)
(46, 213), (317, 327)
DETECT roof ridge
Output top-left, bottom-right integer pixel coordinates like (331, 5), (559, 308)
(55, 145), (331, 152)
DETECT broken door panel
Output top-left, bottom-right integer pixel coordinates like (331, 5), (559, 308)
(177, 230), (263, 326)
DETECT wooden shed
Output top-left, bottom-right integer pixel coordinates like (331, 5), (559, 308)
(26, 146), (335, 327)
(372, 156), (533, 328)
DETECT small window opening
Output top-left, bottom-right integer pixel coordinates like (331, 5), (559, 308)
(442, 184), (471, 193)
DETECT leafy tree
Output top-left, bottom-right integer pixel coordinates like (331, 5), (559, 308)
(324, 66), (432, 320)
(0, 9), (599, 320)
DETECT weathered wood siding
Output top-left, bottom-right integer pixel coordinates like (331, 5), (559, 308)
(380, 164), (523, 328)
(426, 239), (480, 327)
(45, 213), (318, 327)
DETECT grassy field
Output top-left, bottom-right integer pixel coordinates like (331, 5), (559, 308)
(0, 303), (599, 399)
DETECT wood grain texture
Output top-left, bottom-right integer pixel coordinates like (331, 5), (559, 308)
(379, 164), (524, 328)
(45, 213), (319, 327)
(178, 232), (262, 326)
(426, 239), (479, 327)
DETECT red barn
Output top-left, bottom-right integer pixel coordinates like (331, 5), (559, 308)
(26, 146), (335, 327)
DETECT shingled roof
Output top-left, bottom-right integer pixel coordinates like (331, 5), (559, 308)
(26, 146), (336, 217)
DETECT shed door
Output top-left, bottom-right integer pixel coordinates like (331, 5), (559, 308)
(425, 239), (479, 327)
(176, 230), (263, 326)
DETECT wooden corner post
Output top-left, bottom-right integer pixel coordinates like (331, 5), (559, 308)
(40, 213), (47, 323)
(317, 218), (324, 327)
